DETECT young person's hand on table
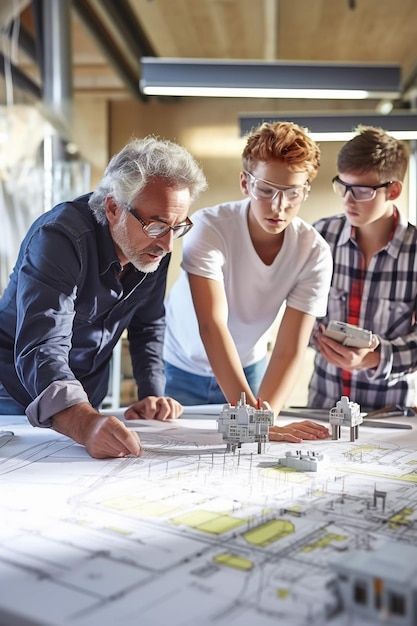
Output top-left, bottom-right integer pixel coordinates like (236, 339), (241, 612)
(124, 396), (183, 421)
(269, 420), (330, 443)
(258, 400), (330, 443)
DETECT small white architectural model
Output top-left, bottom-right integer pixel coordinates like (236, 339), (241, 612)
(329, 395), (363, 441)
(217, 392), (274, 453)
(331, 540), (417, 625)
(279, 449), (325, 472)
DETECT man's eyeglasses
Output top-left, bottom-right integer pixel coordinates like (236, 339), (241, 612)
(332, 175), (393, 202)
(128, 207), (193, 239)
(244, 171), (310, 206)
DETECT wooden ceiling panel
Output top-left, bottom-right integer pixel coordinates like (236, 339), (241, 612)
(278, 0), (417, 75)
(128, 0), (267, 58)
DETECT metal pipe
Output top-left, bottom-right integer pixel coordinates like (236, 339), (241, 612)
(37, 0), (72, 140)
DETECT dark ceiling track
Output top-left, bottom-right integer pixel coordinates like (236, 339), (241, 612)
(99, 0), (155, 59)
(0, 51), (42, 100)
(72, 0), (149, 101)
(401, 62), (417, 107)
(12, 22), (37, 63)
(31, 0), (45, 83)
(1, 14), (41, 101)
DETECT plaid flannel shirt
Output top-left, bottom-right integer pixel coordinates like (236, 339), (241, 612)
(308, 210), (417, 411)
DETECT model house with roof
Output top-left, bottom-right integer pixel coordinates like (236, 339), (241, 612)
(331, 541), (417, 625)
(217, 392), (274, 453)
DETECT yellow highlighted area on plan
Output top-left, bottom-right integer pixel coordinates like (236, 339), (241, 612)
(388, 507), (414, 529)
(213, 552), (253, 571)
(106, 526), (132, 536)
(170, 510), (246, 534)
(243, 519), (294, 546)
(335, 466), (417, 482)
(302, 533), (347, 552)
(102, 495), (178, 517)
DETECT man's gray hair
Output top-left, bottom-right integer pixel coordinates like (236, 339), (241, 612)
(89, 136), (207, 224)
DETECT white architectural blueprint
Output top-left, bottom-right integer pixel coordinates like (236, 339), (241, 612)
(1, 414), (417, 626)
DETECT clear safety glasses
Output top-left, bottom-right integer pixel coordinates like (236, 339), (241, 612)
(244, 171), (310, 206)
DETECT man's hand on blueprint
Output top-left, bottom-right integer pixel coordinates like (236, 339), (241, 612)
(51, 403), (143, 459)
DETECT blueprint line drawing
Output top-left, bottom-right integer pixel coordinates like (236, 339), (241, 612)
(1, 417), (417, 626)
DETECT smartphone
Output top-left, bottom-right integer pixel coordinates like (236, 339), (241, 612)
(323, 321), (372, 348)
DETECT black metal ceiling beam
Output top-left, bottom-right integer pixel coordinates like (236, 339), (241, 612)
(32, 0), (46, 88)
(0, 51), (42, 99)
(1, 20), (38, 64)
(99, 0), (155, 59)
(72, 0), (145, 100)
(401, 57), (417, 105)
(0, 9), (41, 101)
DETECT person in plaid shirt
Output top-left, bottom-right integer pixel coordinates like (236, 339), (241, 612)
(308, 126), (417, 411)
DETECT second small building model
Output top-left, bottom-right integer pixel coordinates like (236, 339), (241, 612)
(217, 392), (274, 453)
(279, 449), (326, 472)
(329, 395), (363, 441)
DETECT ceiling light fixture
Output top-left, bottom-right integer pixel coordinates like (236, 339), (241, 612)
(239, 112), (417, 141)
(139, 58), (401, 100)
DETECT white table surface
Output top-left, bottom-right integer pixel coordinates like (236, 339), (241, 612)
(1, 409), (416, 626)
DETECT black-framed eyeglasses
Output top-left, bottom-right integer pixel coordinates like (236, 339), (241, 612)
(128, 207), (193, 239)
(332, 175), (393, 201)
(244, 171), (310, 205)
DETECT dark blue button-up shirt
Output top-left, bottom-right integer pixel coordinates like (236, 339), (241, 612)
(0, 194), (169, 426)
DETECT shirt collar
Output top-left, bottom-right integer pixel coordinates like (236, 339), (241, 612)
(337, 207), (407, 259)
(96, 221), (123, 276)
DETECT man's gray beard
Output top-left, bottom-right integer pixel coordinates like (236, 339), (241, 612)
(131, 258), (161, 273)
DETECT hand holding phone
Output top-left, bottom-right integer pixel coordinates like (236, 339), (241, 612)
(323, 321), (373, 348)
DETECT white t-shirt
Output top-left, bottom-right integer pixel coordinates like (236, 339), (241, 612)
(164, 199), (332, 376)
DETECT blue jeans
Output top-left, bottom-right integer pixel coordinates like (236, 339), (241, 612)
(0, 397), (26, 415)
(0, 382), (26, 414)
(164, 358), (267, 405)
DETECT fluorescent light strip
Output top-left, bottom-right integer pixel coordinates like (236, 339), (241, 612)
(239, 114), (417, 141)
(308, 131), (417, 142)
(142, 86), (370, 99)
(140, 58), (402, 101)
